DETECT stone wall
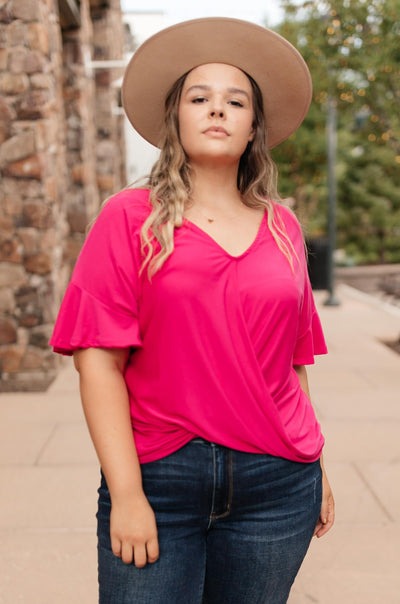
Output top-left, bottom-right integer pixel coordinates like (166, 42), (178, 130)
(92, 0), (125, 198)
(0, 0), (126, 391)
(62, 0), (99, 272)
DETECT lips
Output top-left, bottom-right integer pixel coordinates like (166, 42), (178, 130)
(203, 126), (229, 135)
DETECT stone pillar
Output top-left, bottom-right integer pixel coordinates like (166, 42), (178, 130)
(0, 0), (126, 391)
(91, 0), (126, 196)
(0, 0), (68, 390)
(62, 0), (100, 269)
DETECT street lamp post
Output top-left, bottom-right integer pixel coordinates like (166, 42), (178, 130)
(324, 95), (341, 306)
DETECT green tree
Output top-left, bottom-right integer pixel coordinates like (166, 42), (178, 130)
(271, 0), (400, 262)
(337, 131), (400, 263)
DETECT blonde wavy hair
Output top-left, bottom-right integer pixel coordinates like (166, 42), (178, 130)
(138, 70), (298, 279)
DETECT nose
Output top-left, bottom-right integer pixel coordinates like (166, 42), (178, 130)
(210, 109), (224, 118)
(209, 97), (225, 118)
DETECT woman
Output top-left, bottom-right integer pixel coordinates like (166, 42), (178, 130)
(50, 17), (334, 604)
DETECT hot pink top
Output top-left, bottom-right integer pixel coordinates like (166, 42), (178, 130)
(50, 188), (327, 463)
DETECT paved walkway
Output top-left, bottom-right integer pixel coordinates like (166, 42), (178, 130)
(1, 283), (399, 603)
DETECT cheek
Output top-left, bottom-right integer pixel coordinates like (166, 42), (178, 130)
(246, 115), (256, 140)
(177, 107), (192, 147)
(233, 111), (255, 137)
(238, 118), (255, 144)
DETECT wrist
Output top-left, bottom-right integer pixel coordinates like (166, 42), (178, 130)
(102, 468), (144, 503)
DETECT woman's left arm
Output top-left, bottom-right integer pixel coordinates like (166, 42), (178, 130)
(294, 364), (335, 538)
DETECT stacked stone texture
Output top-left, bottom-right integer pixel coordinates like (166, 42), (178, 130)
(62, 0), (99, 271)
(0, 0), (126, 391)
(92, 0), (125, 197)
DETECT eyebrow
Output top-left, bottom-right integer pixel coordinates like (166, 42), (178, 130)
(185, 84), (250, 100)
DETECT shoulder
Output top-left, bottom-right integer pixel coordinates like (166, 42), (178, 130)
(97, 188), (152, 228)
(273, 202), (302, 230)
(273, 202), (304, 244)
(77, 190), (152, 267)
(83, 188), (152, 253)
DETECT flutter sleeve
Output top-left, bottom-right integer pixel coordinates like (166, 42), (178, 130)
(50, 192), (144, 355)
(293, 272), (327, 365)
(291, 219), (328, 366)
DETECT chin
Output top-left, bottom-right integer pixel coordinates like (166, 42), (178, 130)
(188, 148), (244, 165)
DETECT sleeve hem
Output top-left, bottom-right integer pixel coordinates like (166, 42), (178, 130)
(49, 282), (143, 355)
(293, 346), (328, 366)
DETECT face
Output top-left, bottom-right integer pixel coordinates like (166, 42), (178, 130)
(177, 63), (255, 166)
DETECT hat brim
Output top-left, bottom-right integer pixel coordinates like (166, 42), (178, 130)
(121, 17), (312, 149)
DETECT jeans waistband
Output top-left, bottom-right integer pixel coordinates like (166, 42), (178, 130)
(190, 437), (211, 445)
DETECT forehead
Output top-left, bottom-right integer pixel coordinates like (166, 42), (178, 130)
(183, 63), (252, 90)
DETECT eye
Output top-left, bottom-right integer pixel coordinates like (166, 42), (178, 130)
(192, 97), (207, 103)
(229, 100), (244, 107)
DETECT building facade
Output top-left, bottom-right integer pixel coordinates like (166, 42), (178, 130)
(0, 0), (126, 391)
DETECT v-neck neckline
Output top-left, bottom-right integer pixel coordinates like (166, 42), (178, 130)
(182, 210), (267, 259)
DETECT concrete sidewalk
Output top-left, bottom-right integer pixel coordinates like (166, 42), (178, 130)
(1, 283), (399, 603)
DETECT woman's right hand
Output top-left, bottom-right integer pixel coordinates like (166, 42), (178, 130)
(74, 347), (159, 567)
(110, 492), (159, 567)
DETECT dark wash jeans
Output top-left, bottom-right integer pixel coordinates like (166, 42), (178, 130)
(97, 438), (322, 604)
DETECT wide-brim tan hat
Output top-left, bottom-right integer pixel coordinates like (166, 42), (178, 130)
(122, 17), (312, 149)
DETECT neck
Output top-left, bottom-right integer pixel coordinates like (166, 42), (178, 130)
(189, 162), (243, 212)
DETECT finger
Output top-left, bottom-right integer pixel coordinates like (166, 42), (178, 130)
(134, 543), (148, 568)
(320, 495), (330, 527)
(146, 536), (160, 564)
(315, 504), (335, 538)
(315, 515), (334, 538)
(111, 536), (122, 559)
(313, 519), (323, 537)
(121, 541), (134, 565)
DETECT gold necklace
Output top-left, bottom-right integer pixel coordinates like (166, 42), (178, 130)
(193, 205), (215, 223)
(192, 203), (244, 224)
